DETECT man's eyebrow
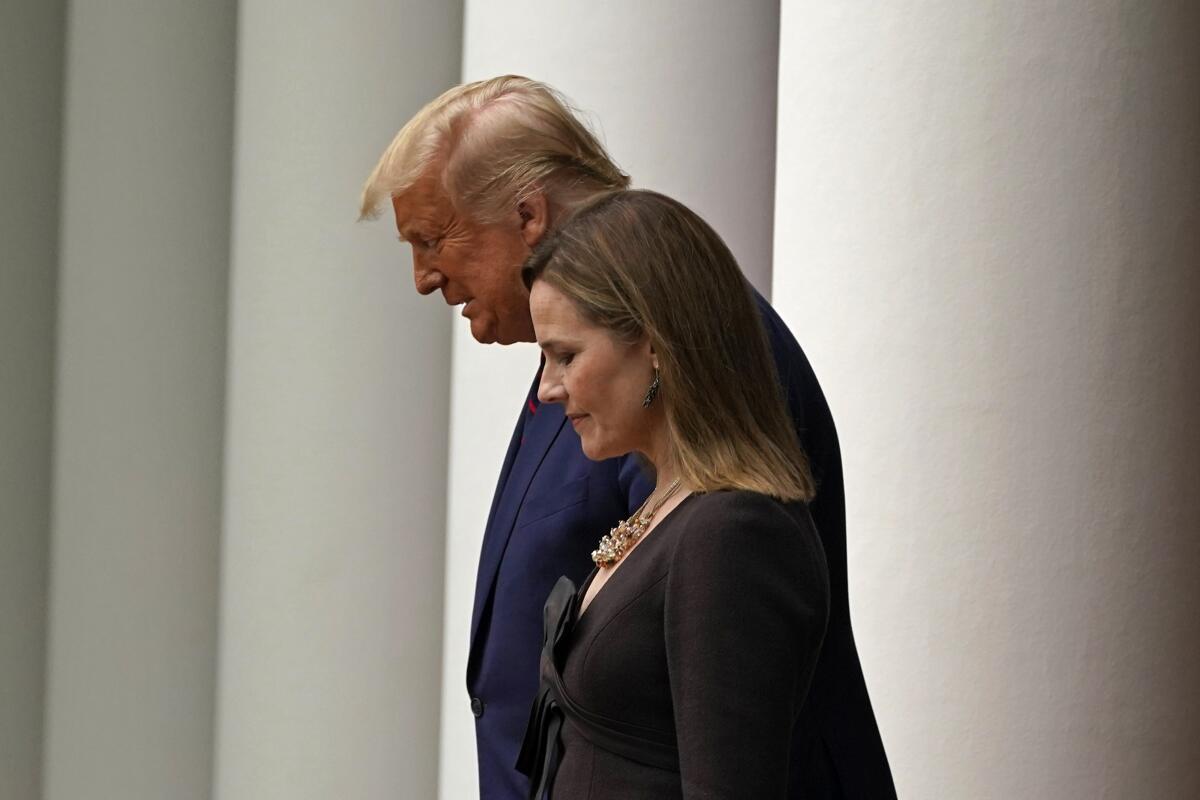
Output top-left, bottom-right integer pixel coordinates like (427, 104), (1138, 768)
(399, 222), (442, 244)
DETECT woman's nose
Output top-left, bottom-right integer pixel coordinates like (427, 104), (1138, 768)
(537, 370), (565, 405)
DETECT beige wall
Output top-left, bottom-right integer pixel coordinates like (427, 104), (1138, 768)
(0, 1), (65, 797)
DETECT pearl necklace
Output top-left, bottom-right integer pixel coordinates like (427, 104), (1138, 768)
(592, 479), (682, 568)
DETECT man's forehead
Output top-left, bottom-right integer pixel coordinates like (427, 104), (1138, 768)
(390, 174), (452, 228)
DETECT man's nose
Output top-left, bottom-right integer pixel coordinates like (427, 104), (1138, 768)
(413, 259), (445, 296)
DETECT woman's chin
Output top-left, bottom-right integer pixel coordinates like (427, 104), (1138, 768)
(580, 436), (635, 464)
(579, 436), (613, 462)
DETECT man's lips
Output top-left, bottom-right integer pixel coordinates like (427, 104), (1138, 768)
(567, 413), (588, 426)
(444, 296), (474, 317)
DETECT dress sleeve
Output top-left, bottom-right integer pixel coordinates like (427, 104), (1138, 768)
(664, 492), (830, 799)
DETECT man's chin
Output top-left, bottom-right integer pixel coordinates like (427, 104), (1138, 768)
(468, 316), (532, 346)
(465, 316), (498, 345)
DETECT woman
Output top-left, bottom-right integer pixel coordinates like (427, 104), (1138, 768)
(516, 190), (831, 799)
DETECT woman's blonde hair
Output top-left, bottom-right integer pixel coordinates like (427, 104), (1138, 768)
(524, 190), (814, 502)
(359, 75), (629, 222)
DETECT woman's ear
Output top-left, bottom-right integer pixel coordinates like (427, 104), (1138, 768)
(517, 192), (550, 248)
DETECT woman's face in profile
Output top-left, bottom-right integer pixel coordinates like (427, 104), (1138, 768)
(529, 281), (656, 461)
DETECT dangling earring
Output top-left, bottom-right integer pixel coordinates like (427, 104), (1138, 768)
(642, 367), (661, 408)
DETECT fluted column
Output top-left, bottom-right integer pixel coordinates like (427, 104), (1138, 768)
(212, 2), (462, 798)
(439, 4), (781, 796)
(0, 2), (66, 798)
(41, 2), (236, 799)
(774, 2), (1200, 796)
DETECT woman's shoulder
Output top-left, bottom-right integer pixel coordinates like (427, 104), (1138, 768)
(668, 489), (819, 561)
(677, 488), (813, 533)
(664, 489), (829, 607)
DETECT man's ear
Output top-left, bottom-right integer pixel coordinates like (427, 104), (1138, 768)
(517, 192), (550, 248)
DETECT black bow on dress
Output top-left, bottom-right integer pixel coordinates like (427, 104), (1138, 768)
(515, 575), (579, 800)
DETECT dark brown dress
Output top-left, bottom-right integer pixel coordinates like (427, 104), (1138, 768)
(518, 489), (830, 799)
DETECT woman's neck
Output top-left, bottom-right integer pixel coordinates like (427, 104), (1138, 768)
(641, 412), (682, 493)
(640, 453), (688, 527)
(652, 465), (677, 493)
(644, 446), (679, 494)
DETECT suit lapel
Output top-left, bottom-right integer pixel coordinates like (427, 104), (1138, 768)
(469, 364), (567, 649)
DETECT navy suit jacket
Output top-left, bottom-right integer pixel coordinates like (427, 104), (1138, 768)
(467, 288), (895, 799)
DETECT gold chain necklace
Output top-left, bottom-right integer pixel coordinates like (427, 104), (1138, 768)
(592, 478), (682, 568)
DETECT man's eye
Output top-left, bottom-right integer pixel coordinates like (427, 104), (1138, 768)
(558, 353), (574, 366)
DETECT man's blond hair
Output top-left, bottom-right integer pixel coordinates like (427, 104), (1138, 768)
(359, 75), (630, 222)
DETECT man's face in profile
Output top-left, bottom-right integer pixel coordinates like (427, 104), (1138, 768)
(391, 170), (535, 345)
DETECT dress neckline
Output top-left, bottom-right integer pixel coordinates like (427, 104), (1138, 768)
(576, 491), (698, 622)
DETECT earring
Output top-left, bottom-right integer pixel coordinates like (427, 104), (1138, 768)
(642, 367), (661, 408)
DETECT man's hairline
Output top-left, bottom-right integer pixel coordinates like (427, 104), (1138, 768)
(387, 107), (613, 231)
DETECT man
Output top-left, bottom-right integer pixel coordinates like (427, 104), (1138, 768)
(361, 75), (895, 799)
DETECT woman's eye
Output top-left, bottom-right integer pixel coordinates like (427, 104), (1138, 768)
(558, 353), (574, 366)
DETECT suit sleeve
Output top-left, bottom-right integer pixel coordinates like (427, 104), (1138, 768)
(752, 287), (835, 492)
(664, 493), (829, 799)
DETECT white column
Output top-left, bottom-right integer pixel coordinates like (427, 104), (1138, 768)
(438, 5), (781, 796)
(41, 2), (236, 799)
(775, 2), (1200, 797)
(212, 3), (461, 799)
(0, 2), (65, 798)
